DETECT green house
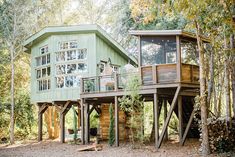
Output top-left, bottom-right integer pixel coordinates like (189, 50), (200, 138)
(24, 24), (135, 104)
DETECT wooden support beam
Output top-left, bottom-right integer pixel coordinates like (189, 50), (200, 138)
(77, 108), (81, 127)
(114, 72), (118, 91)
(163, 100), (168, 141)
(154, 92), (159, 148)
(60, 112), (65, 143)
(88, 105), (95, 115)
(85, 103), (90, 144)
(94, 106), (101, 115)
(81, 99), (85, 144)
(152, 65), (157, 84)
(38, 103), (48, 142)
(115, 96), (119, 147)
(157, 86), (181, 148)
(61, 101), (71, 115)
(181, 109), (195, 146)
(176, 35), (182, 82)
(39, 103), (48, 114)
(60, 101), (72, 143)
(178, 96), (183, 144)
(38, 112), (43, 142)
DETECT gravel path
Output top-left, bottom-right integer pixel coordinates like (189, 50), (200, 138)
(0, 139), (226, 157)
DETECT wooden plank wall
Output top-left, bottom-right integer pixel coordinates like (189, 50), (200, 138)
(157, 64), (177, 83)
(100, 104), (126, 140)
(182, 64), (199, 83)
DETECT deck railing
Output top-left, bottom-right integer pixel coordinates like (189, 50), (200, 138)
(141, 63), (199, 84)
(81, 73), (139, 93)
(81, 64), (199, 94)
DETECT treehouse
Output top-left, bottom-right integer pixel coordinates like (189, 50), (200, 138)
(80, 30), (210, 148)
(23, 24), (136, 142)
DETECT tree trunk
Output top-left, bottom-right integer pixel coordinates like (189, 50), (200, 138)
(53, 106), (59, 138)
(217, 70), (224, 117)
(195, 21), (210, 155)
(10, 46), (15, 145)
(207, 49), (214, 112)
(45, 107), (53, 139)
(230, 34), (235, 117)
(213, 81), (217, 117)
(224, 36), (232, 125)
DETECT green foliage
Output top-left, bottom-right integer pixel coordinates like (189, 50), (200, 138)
(0, 92), (36, 140)
(119, 75), (144, 147)
(90, 111), (99, 128)
(108, 104), (115, 146)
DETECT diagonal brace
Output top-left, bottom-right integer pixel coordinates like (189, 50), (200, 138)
(157, 86), (181, 148)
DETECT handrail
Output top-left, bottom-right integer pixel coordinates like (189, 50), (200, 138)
(81, 64), (199, 94)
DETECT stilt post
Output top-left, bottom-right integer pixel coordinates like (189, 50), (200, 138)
(38, 103), (48, 142)
(81, 99), (85, 144)
(164, 100), (168, 141)
(154, 92), (159, 148)
(178, 96), (183, 144)
(115, 96), (119, 146)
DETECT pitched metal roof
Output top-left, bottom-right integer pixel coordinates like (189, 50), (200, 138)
(24, 24), (137, 65)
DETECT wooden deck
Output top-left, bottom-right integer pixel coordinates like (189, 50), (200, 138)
(79, 64), (200, 148)
(80, 63), (199, 99)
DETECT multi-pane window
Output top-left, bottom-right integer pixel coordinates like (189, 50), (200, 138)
(181, 40), (199, 65)
(36, 45), (51, 92)
(141, 36), (177, 66)
(55, 41), (87, 88)
(36, 45), (50, 66)
(59, 41), (78, 50)
(36, 67), (51, 91)
(56, 49), (87, 62)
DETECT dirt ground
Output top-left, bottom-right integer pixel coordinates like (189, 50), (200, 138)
(0, 138), (232, 157)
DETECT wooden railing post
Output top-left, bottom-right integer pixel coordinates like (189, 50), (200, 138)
(114, 72), (118, 91)
(176, 35), (182, 82)
(97, 76), (100, 92)
(81, 98), (85, 144)
(152, 65), (157, 84)
(80, 78), (84, 93)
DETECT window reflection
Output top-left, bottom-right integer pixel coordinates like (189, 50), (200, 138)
(181, 40), (199, 65)
(141, 36), (176, 66)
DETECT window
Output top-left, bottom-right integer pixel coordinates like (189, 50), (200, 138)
(56, 48), (87, 62)
(181, 40), (199, 65)
(78, 49), (87, 59)
(56, 76), (80, 88)
(40, 45), (48, 54)
(36, 45), (51, 91)
(78, 63), (87, 73)
(112, 65), (119, 72)
(56, 77), (64, 88)
(36, 46), (50, 67)
(56, 52), (65, 62)
(141, 36), (176, 66)
(59, 41), (78, 50)
(99, 62), (105, 74)
(36, 67), (51, 91)
(55, 41), (87, 89)
(67, 50), (77, 60)
(67, 64), (77, 74)
(56, 65), (66, 75)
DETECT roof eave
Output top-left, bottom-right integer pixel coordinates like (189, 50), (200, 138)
(129, 30), (210, 43)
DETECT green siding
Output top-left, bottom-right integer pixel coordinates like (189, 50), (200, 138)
(30, 32), (128, 104)
(30, 33), (96, 103)
(96, 35), (127, 73)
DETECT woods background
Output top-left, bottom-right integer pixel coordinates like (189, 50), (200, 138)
(0, 0), (234, 155)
